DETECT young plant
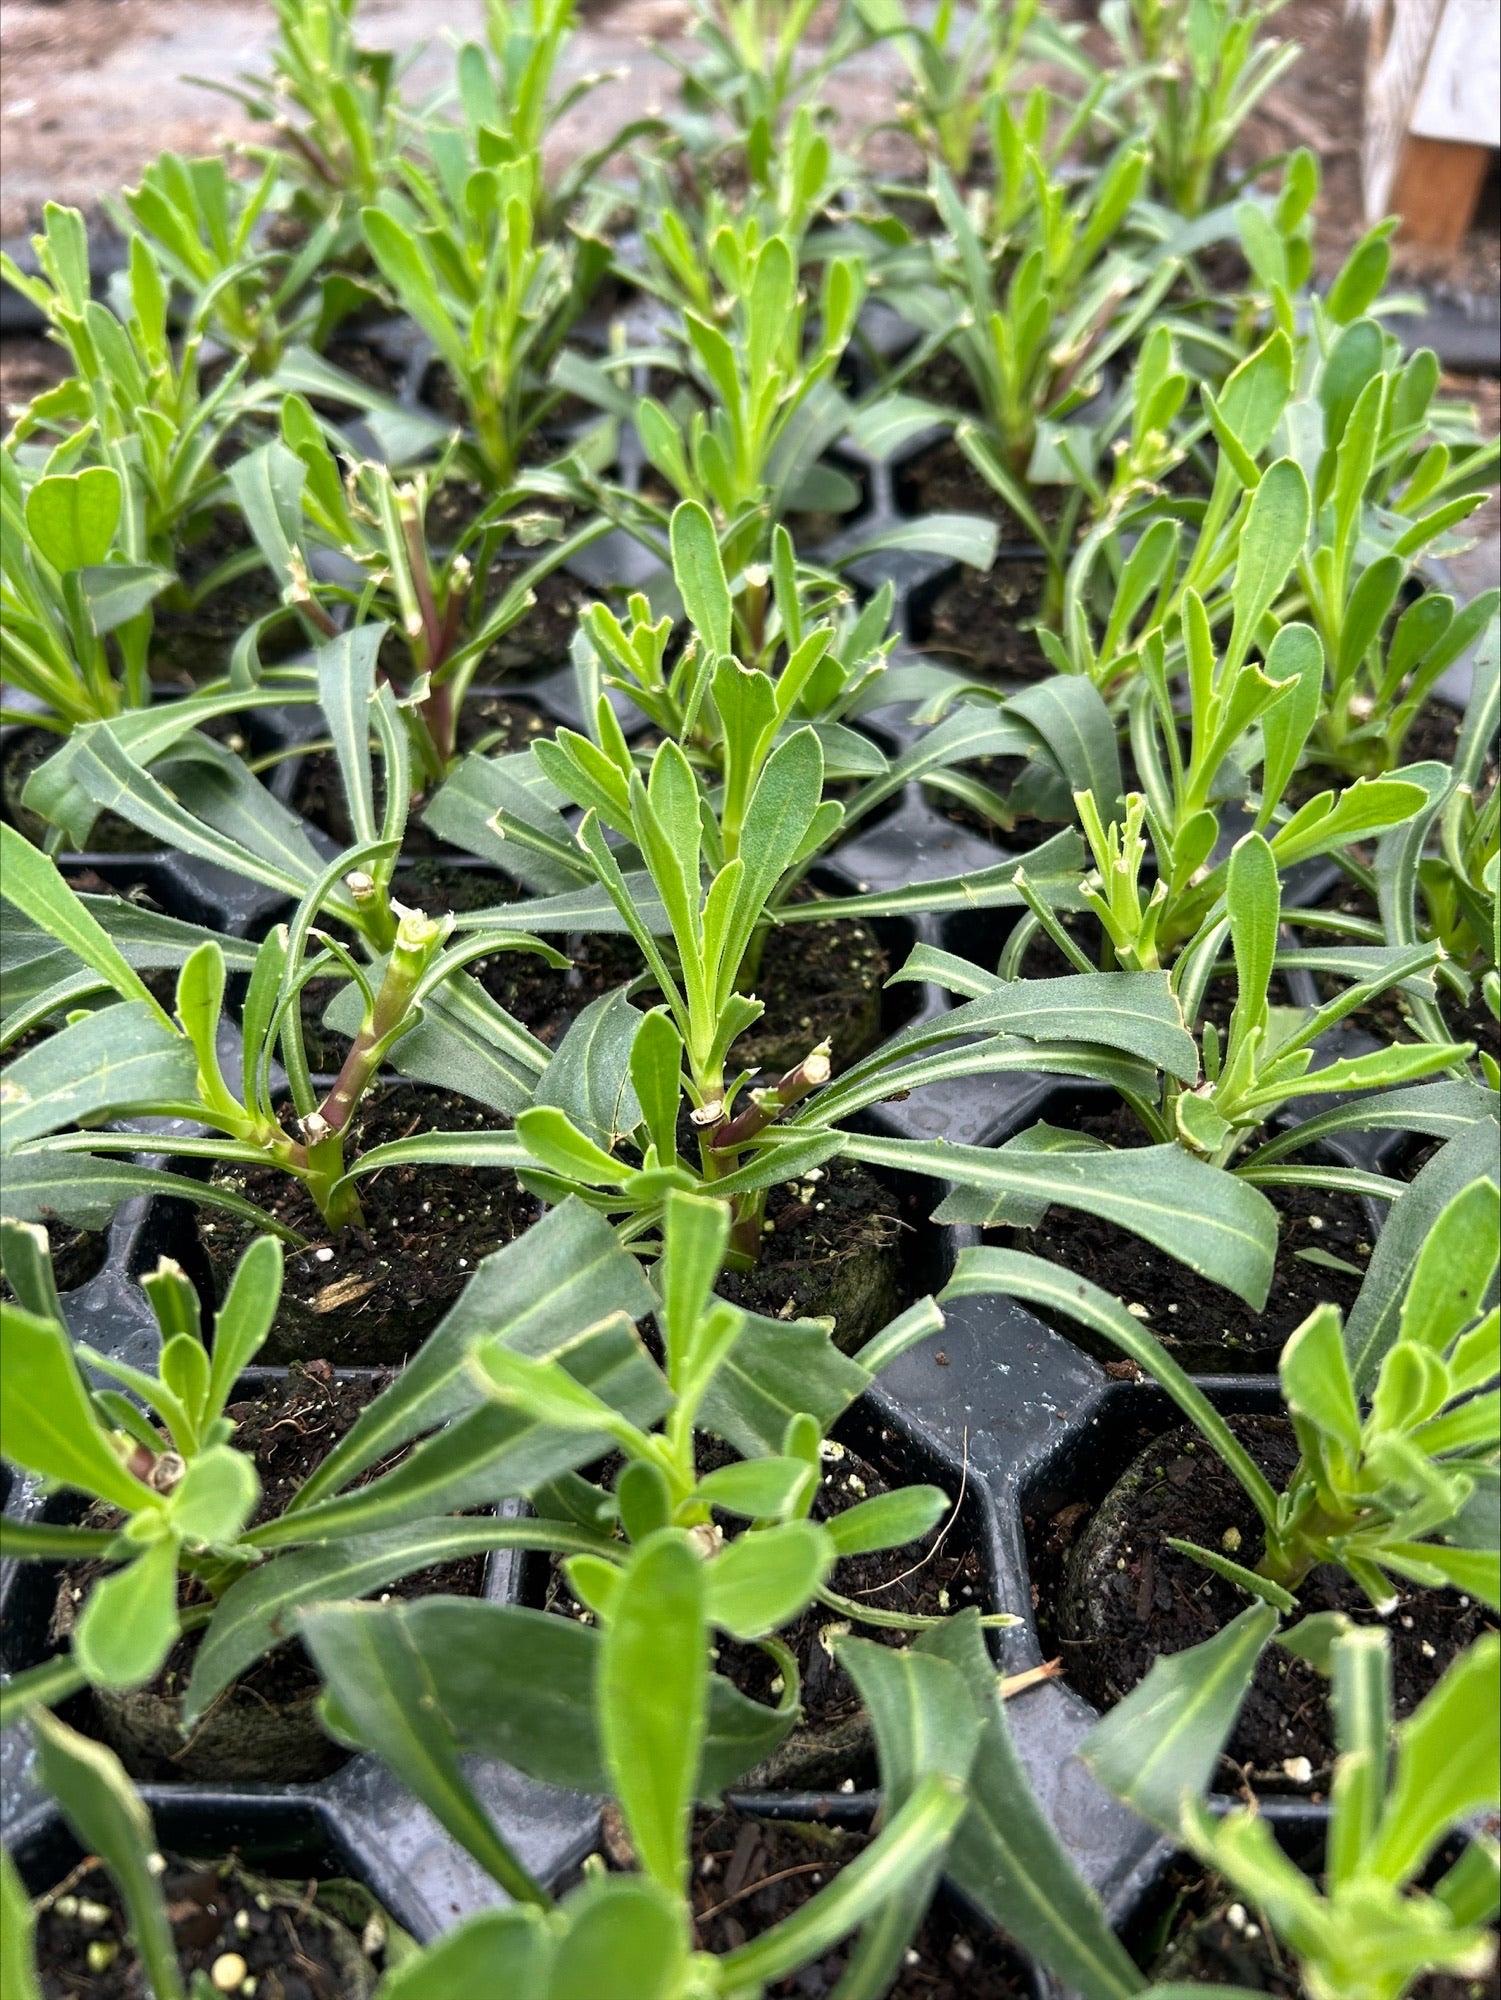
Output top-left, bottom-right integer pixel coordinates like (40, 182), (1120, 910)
(228, 412), (608, 775)
(1291, 640), (1501, 1075)
(854, 0), (1040, 183)
(1099, 0), (1301, 215)
(1015, 463), (1441, 963)
(1001, 1614), (1500, 2000)
(1172, 1628), (1499, 2000)
(945, 1161), (1500, 1628)
(1, 206), (267, 576)
(360, 117), (605, 482)
(200, 0), (404, 233)
(110, 151), (346, 374)
(0, 640), (563, 1239)
(667, 0), (870, 145)
(0, 454), (171, 729)
(866, 107), (1182, 610)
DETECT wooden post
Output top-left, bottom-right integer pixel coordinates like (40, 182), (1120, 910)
(1389, 134), (1494, 248)
(1362, 0), (1499, 241)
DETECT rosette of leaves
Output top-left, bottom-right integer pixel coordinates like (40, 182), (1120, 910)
(1, 453), (172, 729)
(1, 206), (273, 578)
(946, 1158), (1500, 1636)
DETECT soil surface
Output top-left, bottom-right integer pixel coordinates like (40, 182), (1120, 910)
(1038, 1415), (1494, 1792)
(201, 1082), (538, 1362)
(32, 1853), (379, 2000)
(51, 1365), (489, 1781)
(999, 1103), (1375, 1372)
(674, 1806), (1031, 1995)
(715, 1156), (911, 1355)
(149, 511), (300, 688)
(1145, 1870), (1499, 1999)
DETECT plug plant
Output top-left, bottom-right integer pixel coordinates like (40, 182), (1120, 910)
(1099, 0), (1301, 215)
(110, 151), (345, 374)
(360, 102), (606, 483)
(1, 454), (171, 729)
(945, 1163), (1500, 1628)
(854, 0), (1040, 182)
(229, 410), (608, 775)
(201, 0), (404, 232)
(0, 636), (563, 1239)
(1, 206), (268, 577)
(863, 107), (1185, 611)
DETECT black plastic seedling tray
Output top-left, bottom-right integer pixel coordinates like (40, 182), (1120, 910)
(1, 297), (1484, 1991)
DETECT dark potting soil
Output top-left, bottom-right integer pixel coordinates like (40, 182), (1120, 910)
(676, 1808), (1031, 1995)
(730, 911), (889, 1078)
(715, 1157), (911, 1356)
(200, 1082), (538, 1362)
(1144, 1863), (1499, 1998)
(1037, 1415), (1494, 1792)
(906, 565), (1054, 690)
(319, 332), (407, 399)
(150, 513), (301, 688)
(1001, 1103), (1374, 1372)
(52, 1365), (489, 1782)
(32, 1853), (381, 2000)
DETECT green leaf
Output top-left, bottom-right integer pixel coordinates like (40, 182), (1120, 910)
(669, 499), (731, 658)
(1281, 1302), (1362, 1457)
(825, 1485), (949, 1557)
(1346, 1125), (1501, 1388)
(703, 1520), (834, 1639)
(599, 1532), (707, 1896)
(317, 625), (386, 850)
(549, 1875), (689, 2000)
(1226, 831), (1280, 1039)
(0, 1001), (198, 1152)
(1368, 1633), (1500, 1885)
(1080, 1604), (1280, 1831)
(0, 824), (166, 1020)
(629, 1007), (683, 1165)
(30, 1711), (185, 2000)
(185, 1516), (603, 1726)
(941, 1250), (1281, 1524)
(0, 1847), (40, 2000)
(850, 1134), (1278, 1309)
(73, 1535), (181, 1690)
(0, 1302), (156, 1511)
(205, 1236), (282, 1431)
(0, 1151), (296, 1239)
(533, 989), (645, 1152)
(696, 1456), (815, 1520)
(1230, 458), (1310, 653)
(379, 1911), (551, 2000)
(25, 466), (121, 573)
(1398, 1178), (1500, 1353)
(301, 1600), (549, 1906)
